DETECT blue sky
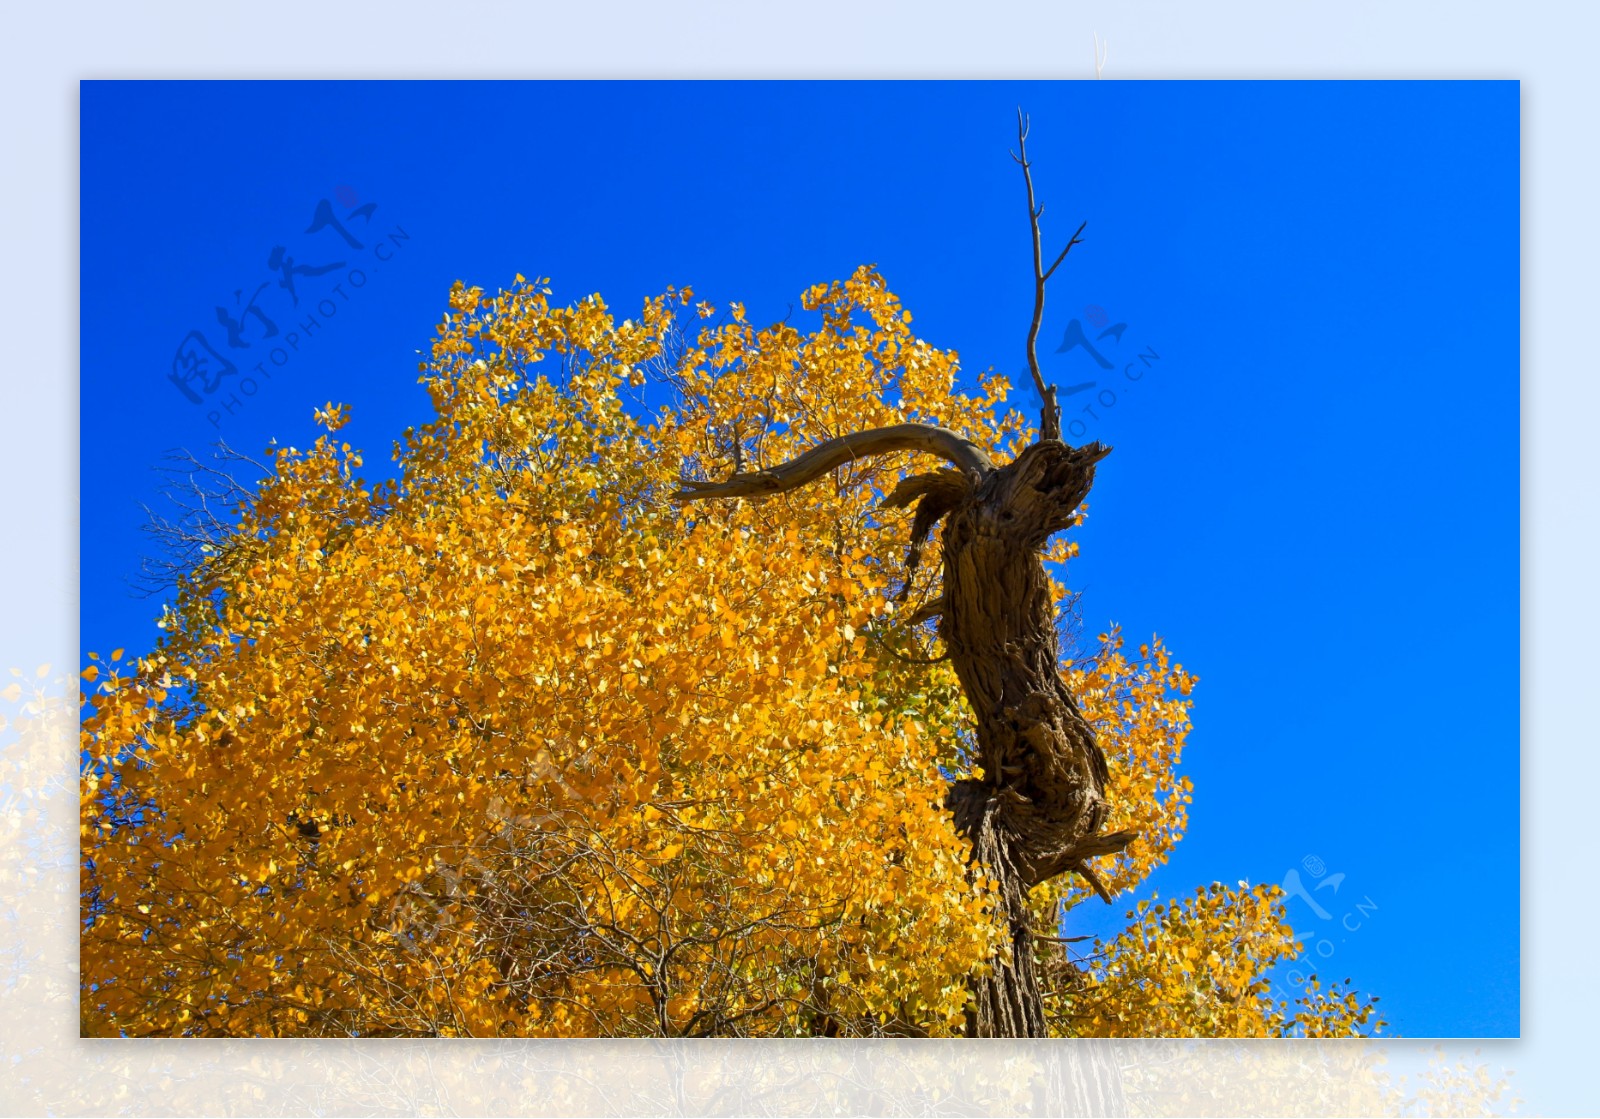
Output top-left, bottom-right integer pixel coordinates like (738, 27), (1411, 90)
(80, 79), (1519, 1037)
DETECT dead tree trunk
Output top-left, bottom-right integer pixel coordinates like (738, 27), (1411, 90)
(890, 441), (1133, 1036)
(677, 431), (1132, 1037)
(675, 111), (1125, 1037)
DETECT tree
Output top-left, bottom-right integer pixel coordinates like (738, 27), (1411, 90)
(672, 116), (1119, 1036)
(81, 123), (1383, 1043)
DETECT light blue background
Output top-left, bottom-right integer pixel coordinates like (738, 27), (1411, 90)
(5, 0), (1588, 1110)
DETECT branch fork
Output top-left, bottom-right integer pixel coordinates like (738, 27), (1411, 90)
(1013, 109), (1087, 443)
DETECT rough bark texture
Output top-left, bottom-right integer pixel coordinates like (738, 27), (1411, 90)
(680, 428), (1133, 1038)
(1042, 1041), (1129, 1116)
(895, 438), (1133, 1036)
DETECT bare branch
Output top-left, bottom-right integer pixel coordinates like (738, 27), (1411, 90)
(1072, 828), (1137, 860)
(1072, 860), (1114, 905)
(132, 440), (272, 597)
(674, 423), (991, 502)
(1016, 108), (1086, 443)
(874, 642), (950, 667)
(882, 469), (972, 599)
(904, 595), (945, 628)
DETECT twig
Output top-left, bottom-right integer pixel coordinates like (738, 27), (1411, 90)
(1013, 109), (1087, 443)
(1072, 859), (1114, 905)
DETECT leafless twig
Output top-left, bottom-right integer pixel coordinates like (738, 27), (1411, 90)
(133, 441), (272, 597)
(1013, 109), (1087, 443)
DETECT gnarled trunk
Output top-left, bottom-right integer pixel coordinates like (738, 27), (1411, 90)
(673, 107), (1113, 1039)
(904, 439), (1131, 1036)
(680, 432), (1132, 1037)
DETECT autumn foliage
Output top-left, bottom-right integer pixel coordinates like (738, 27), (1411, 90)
(80, 268), (1382, 1038)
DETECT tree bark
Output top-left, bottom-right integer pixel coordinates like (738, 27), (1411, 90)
(917, 438), (1131, 1036)
(680, 429), (1133, 1037)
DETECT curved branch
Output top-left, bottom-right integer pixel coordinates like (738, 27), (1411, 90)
(904, 595), (945, 627)
(674, 423), (992, 502)
(882, 469), (973, 598)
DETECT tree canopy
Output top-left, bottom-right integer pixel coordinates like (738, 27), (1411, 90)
(81, 268), (1381, 1039)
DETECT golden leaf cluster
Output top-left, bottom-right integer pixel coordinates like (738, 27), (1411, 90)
(82, 268), (1378, 1039)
